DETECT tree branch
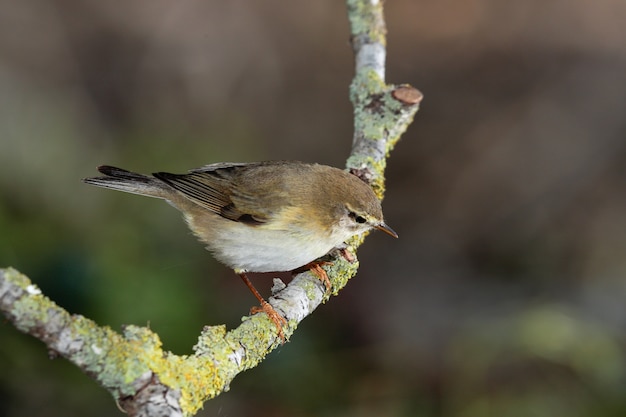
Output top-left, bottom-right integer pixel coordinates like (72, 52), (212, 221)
(346, 0), (423, 195)
(0, 1), (421, 416)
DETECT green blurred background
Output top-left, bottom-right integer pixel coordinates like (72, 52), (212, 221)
(1, 1), (625, 416)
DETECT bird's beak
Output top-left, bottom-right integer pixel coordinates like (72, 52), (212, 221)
(375, 222), (398, 238)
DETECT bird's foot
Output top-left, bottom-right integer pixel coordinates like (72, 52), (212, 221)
(294, 261), (332, 293)
(250, 300), (287, 342)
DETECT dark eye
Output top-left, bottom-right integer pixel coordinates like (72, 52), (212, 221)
(349, 212), (367, 224)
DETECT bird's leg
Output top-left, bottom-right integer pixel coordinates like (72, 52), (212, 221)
(293, 246), (356, 293)
(339, 247), (356, 263)
(238, 273), (287, 341)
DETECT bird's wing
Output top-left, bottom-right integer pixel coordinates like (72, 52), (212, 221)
(153, 162), (286, 225)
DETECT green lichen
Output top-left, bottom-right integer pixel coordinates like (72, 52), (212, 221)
(301, 274), (325, 302)
(346, 0), (386, 45)
(160, 353), (220, 413)
(327, 255), (361, 297)
(12, 293), (50, 332)
(346, 155), (387, 199)
(3, 267), (32, 289)
(77, 322), (154, 396)
(350, 70), (386, 104)
(193, 325), (227, 356)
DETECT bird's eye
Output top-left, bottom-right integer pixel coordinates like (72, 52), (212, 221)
(349, 211), (367, 224)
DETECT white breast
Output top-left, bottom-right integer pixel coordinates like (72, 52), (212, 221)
(207, 223), (339, 273)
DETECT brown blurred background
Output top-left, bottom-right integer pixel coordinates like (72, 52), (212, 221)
(1, 0), (625, 416)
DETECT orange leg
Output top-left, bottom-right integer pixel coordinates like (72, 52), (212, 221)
(338, 247), (356, 263)
(296, 261), (332, 293)
(239, 273), (287, 341)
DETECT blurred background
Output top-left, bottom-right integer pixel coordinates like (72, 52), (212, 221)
(1, 0), (625, 416)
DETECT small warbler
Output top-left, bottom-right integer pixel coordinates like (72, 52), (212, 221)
(84, 161), (397, 339)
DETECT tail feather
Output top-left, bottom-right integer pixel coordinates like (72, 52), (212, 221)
(83, 165), (170, 199)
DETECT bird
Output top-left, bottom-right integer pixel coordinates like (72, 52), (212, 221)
(83, 161), (397, 340)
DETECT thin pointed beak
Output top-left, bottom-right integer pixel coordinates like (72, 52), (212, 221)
(375, 222), (398, 238)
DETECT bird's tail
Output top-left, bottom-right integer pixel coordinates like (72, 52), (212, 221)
(83, 165), (170, 199)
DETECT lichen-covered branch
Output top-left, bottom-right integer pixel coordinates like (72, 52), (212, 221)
(346, 0), (423, 197)
(0, 1), (421, 416)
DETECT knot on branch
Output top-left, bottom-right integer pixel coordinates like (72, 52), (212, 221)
(119, 372), (183, 417)
(391, 85), (423, 106)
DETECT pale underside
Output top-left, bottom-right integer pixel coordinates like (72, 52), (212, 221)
(182, 209), (357, 273)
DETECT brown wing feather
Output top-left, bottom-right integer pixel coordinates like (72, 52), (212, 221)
(153, 162), (283, 224)
(153, 172), (230, 213)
